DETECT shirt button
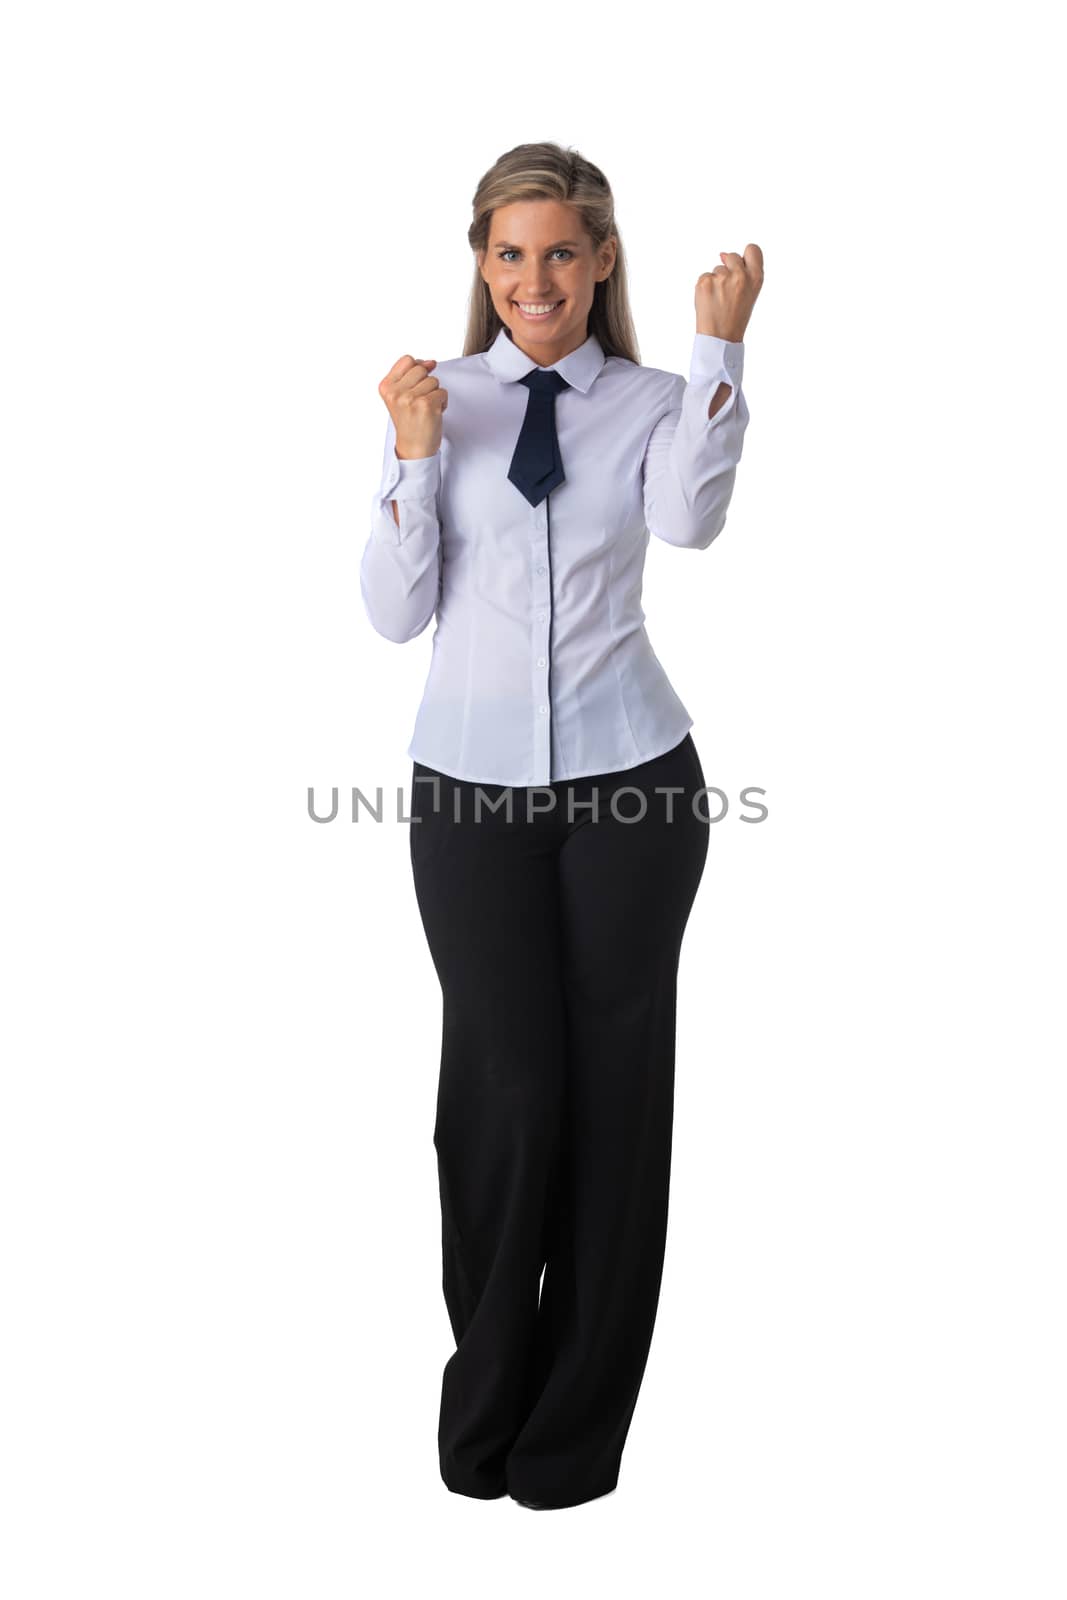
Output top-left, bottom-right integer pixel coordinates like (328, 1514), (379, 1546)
(536, 564), (546, 574)
(537, 656), (546, 666)
(537, 612), (546, 622)
(539, 704), (548, 714)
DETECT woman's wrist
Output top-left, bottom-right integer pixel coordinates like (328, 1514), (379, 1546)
(695, 325), (745, 344)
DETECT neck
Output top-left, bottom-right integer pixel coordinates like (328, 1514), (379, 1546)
(504, 323), (589, 368)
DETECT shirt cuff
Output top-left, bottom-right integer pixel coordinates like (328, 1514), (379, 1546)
(379, 448), (441, 502)
(691, 332), (744, 387)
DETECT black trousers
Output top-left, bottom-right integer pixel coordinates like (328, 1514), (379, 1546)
(408, 731), (710, 1508)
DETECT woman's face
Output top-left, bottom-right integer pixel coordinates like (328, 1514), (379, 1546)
(478, 199), (616, 366)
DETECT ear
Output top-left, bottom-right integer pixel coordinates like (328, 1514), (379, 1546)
(599, 235), (618, 280)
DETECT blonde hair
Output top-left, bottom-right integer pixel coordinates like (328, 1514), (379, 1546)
(463, 141), (640, 365)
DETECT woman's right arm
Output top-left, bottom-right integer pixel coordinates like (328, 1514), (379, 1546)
(360, 411), (442, 642)
(360, 356), (447, 644)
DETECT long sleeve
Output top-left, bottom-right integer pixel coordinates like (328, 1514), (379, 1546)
(642, 333), (750, 551)
(359, 412), (442, 643)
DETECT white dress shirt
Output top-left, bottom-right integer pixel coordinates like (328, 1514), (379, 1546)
(360, 324), (750, 786)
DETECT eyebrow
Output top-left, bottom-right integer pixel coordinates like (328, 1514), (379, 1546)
(493, 239), (583, 250)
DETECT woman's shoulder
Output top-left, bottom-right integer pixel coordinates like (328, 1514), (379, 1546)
(605, 353), (684, 409)
(630, 350), (687, 384)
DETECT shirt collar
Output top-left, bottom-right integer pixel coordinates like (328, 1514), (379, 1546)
(482, 325), (606, 395)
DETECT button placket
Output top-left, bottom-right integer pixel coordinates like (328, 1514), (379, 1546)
(532, 501), (552, 784)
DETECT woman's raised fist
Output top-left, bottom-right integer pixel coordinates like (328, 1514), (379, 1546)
(379, 355), (448, 461)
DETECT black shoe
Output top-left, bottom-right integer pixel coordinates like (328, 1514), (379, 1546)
(510, 1484), (618, 1510)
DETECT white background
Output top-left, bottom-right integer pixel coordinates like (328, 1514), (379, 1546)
(2, 1), (1063, 1595)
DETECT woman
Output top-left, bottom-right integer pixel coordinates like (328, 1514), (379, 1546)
(360, 141), (763, 1509)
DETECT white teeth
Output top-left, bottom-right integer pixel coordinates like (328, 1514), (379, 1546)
(516, 301), (562, 315)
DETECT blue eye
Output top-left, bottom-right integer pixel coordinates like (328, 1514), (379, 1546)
(498, 248), (573, 262)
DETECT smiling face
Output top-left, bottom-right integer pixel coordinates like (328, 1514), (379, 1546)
(477, 198), (617, 367)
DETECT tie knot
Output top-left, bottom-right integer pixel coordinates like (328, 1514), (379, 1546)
(520, 369), (569, 397)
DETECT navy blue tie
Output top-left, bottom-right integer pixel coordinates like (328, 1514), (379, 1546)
(507, 368), (569, 506)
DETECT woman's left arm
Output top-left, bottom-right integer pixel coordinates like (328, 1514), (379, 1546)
(643, 243), (764, 551)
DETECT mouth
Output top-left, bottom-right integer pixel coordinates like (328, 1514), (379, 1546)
(512, 299), (565, 321)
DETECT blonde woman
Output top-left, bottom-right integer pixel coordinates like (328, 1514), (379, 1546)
(361, 141), (763, 1510)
